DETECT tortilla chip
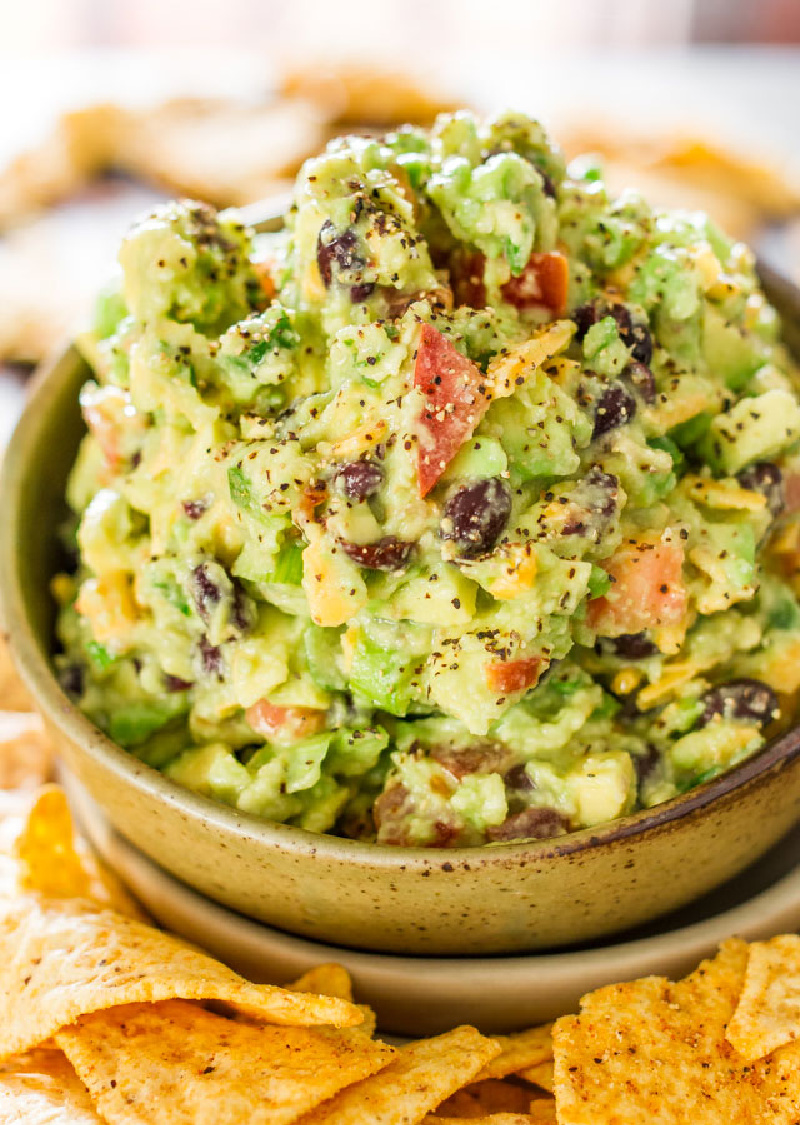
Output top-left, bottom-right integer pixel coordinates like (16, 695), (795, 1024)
(279, 64), (461, 127)
(57, 998), (393, 1125)
(0, 1047), (102, 1123)
(429, 1117), (537, 1125)
(516, 1061), (554, 1093)
(122, 97), (325, 207)
(0, 638), (32, 710)
(553, 939), (800, 1124)
(0, 894), (362, 1059)
(528, 1101), (557, 1123)
(0, 716), (51, 789)
(727, 934), (800, 1060)
(289, 963), (354, 1002)
(13, 785), (145, 920)
(15, 786), (93, 899)
(0, 104), (127, 231)
(354, 1005), (378, 1038)
(474, 1025), (553, 1081)
(435, 1078), (534, 1118)
(296, 1025), (501, 1125)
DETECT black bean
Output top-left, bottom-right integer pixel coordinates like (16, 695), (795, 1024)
(316, 221), (364, 288)
(350, 282), (376, 302)
(737, 462), (784, 517)
(191, 564), (221, 622)
(574, 299), (652, 365)
(339, 536), (414, 571)
(182, 499), (208, 520)
(634, 744), (661, 789)
(231, 584), (254, 634)
(165, 674), (193, 692)
(441, 477), (512, 559)
(573, 300), (601, 341)
(486, 806), (569, 842)
(199, 637), (222, 677)
(625, 360), (656, 405)
(336, 460), (384, 503)
(700, 679), (779, 727)
(609, 632), (658, 659)
(59, 663), (84, 696)
(538, 169), (557, 199)
(504, 763), (534, 791)
(610, 304), (653, 365)
(592, 382), (637, 439)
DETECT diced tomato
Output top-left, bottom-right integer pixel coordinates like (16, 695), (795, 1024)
(245, 701), (326, 744)
(252, 257), (277, 303)
(484, 656), (544, 696)
(414, 323), (492, 497)
(587, 538), (686, 637)
(501, 251), (569, 315)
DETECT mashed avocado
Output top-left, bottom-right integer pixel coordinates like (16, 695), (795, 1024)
(55, 110), (800, 847)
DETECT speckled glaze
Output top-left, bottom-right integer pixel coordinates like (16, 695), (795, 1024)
(3, 268), (800, 956)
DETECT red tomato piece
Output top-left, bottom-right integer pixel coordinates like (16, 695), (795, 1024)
(587, 538), (686, 637)
(245, 701), (326, 744)
(252, 256), (277, 303)
(414, 324), (492, 497)
(501, 251), (569, 315)
(484, 656), (544, 696)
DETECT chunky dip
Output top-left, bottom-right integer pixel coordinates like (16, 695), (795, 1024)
(55, 110), (800, 847)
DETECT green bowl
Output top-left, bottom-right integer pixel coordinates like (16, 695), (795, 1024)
(3, 266), (800, 956)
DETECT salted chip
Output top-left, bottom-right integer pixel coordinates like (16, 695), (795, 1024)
(13, 785), (145, 919)
(121, 97), (327, 207)
(553, 939), (800, 1124)
(15, 785), (92, 899)
(289, 963), (354, 1002)
(0, 1047), (102, 1123)
(474, 1025), (553, 1081)
(528, 1101), (557, 1123)
(57, 998), (394, 1125)
(435, 1078), (535, 1118)
(279, 64), (461, 127)
(0, 714), (51, 789)
(429, 1116), (538, 1125)
(0, 103), (127, 231)
(287, 962), (379, 1040)
(517, 1061), (554, 1093)
(0, 895), (362, 1059)
(296, 1025), (500, 1125)
(727, 934), (800, 1060)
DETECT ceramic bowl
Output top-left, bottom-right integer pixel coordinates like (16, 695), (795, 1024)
(60, 768), (800, 1035)
(2, 268), (800, 956)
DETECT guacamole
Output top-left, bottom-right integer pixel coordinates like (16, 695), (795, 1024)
(55, 110), (800, 847)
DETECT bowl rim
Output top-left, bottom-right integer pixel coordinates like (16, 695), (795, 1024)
(3, 342), (800, 871)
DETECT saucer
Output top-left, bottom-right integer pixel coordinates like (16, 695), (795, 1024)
(64, 770), (800, 1036)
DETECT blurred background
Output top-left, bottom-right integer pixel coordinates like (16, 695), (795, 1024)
(1, 0), (799, 444)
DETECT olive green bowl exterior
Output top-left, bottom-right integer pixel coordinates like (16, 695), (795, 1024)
(3, 269), (800, 956)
